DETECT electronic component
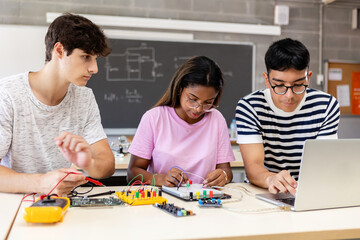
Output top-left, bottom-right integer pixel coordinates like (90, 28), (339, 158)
(198, 198), (222, 208)
(154, 203), (195, 217)
(86, 191), (115, 198)
(116, 189), (167, 206)
(70, 197), (124, 207)
(85, 177), (104, 186)
(162, 184), (225, 201)
(23, 196), (70, 223)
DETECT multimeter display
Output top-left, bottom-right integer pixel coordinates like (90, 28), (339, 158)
(31, 198), (68, 208)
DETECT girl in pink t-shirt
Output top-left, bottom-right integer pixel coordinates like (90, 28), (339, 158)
(128, 56), (235, 187)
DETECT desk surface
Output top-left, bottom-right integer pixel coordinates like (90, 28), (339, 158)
(0, 193), (23, 240)
(7, 183), (360, 240)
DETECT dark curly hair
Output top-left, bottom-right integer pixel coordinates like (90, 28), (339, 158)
(45, 13), (111, 62)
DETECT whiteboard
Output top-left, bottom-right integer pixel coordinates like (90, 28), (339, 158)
(0, 25), (47, 79)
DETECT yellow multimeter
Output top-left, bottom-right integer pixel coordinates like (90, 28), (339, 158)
(23, 196), (70, 223)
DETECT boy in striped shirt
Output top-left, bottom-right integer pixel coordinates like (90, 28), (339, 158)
(236, 38), (340, 196)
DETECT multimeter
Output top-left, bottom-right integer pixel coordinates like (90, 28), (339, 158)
(23, 196), (70, 223)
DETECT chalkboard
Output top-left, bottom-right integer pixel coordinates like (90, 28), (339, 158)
(87, 38), (254, 134)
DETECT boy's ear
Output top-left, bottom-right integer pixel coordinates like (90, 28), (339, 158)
(307, 70), (313, 85)
(53, 42), (65, 59)
(263, 72), (270, 88)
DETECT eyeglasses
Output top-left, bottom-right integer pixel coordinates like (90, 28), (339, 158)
(185, 98), (217, 112)
(267, 73), (308, 95)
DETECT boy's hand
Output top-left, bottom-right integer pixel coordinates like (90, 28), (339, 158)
(55, 132), (92, 169)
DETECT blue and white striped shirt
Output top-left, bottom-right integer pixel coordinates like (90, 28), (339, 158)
(235, 88), (340, 180)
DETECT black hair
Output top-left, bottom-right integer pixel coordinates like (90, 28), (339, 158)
(155, 56), (224, 108)
(45, 13), (111, 62)
(265, 38), (310, 73)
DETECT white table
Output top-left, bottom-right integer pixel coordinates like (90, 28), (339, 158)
(7, 183), (360, 240)
(0, 193), (23, 240)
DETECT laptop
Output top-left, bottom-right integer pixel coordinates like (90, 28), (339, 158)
(256, 139), (360, 211)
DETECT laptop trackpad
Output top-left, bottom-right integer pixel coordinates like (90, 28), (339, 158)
(256, 192), (295, 207)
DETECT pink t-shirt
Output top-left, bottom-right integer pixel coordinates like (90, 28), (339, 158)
(129, 106), (235, 183)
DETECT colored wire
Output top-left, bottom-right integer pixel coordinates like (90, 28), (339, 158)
(151, 174), (157, 186)
(21, 193), (37, 202)
(177, 172), (184, 189)
(49, 172), (101, 197)
(212, 185), (290, 213)
(184, 171), (205, 181)
(169, 166), (189, 186)
(47, 172), (73, 196)
(128, 180), (143, 191)
(127, 174), (144, 186)
(68, 183), (94, 197)
(222, 206), (290, 213)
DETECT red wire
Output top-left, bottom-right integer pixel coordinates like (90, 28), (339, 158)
(22, 193), (36, 202)
(85, 177), (103, 186)
(47, 172), (103, 196)
(21, 172), (103, 202)
(47, 172), (73, 196)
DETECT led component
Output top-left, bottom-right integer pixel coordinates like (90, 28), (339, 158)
(116, 190), (167, 206)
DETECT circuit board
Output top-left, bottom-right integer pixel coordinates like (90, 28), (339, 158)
(70, 197), (124, 207)
(198, 198), (223, 208)
(161, 184), (225, 201)
(154, 202), (195, 217)
(116, 189), (167, 206)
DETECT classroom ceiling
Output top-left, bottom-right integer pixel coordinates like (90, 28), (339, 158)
(322, 0), (360, 6)
(322, 0), (336, 4)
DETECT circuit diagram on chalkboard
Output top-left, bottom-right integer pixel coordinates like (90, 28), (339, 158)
(104, 43), (163, 82)
(87, 38), (254, 129)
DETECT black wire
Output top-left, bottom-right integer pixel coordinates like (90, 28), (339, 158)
(68, 182), (94, 197)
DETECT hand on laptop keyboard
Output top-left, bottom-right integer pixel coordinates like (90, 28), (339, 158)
(266, 170), (297, 196)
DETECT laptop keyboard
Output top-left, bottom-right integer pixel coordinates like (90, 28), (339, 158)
(276, 197), (295, 206)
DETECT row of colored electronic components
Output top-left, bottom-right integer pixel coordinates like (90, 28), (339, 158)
(122, 189), (163, 199)
(154, 203), (195, 217)
(198, 198), (222, 208)
(116, 189), (167, 206)
(187, 190), (215, 200)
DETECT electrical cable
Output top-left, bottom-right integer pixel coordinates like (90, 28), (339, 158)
(213, 185), (291, 213)
(151, 174), (157, 186)
(184, 171), (205, 182)
(168, 166), (189, 186)
(68, 183), (94, 197)
(21, 193), (37, 203)
(127, 174), (144, 187)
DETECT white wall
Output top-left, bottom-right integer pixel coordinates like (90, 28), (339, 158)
(0, 25), (46, 79)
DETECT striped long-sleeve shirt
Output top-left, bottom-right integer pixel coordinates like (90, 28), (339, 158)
(235, 88), (340, 180)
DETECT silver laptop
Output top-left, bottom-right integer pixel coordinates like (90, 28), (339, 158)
(256, 139), (360, 211)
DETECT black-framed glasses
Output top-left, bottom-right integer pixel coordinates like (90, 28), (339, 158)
(185, 98), (218, 112)
(267, 74), (308, 95)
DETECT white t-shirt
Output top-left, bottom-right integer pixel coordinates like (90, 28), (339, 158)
(0, 72), (107, 173)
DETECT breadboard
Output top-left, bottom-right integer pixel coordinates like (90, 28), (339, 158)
(116, 190), (167, 206)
